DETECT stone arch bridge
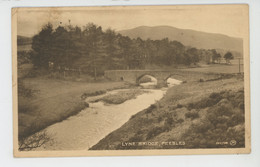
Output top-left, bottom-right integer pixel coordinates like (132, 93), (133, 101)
(104, 70), (221, 87)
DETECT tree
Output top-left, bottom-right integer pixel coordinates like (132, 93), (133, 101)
(187, 47), (199, 65)
(224, 52), (234, 64)
(117, 35), (133, 69)
(183, 53), (191, 65)
(211, 49), (221, 64)
(82, 23), (106, 79)
(31, 23), (54, 69)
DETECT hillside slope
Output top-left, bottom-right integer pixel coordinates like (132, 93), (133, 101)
(118, 26), (243, 54)
(91, 76), (245, 150)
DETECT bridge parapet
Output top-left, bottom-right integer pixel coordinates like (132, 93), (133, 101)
(104, 70), (221, 86)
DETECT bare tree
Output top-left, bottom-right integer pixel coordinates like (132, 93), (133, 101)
(19, 130), (51, 151)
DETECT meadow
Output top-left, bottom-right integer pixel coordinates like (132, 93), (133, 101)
(18, 77), (128, 140)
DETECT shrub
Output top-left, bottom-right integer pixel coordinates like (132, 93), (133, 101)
(177, 104), (183, 108)
(129, 135), (143, 142)
(146, 126), (165, 140)
(130, 114), (136, 120)
(180, 89), (245, 148)
(177, 118), (184, 123)
(192, 120), (213, 134)
(157, 116), (163, 122)
(238, 102), (245, 110)
(84, 102), (89, 108)
(187, 92), (224, 110)
(185, 110), (199, 120)
(81, 90), (106, 99)
(227, 114), (244, 127)
(214, 104), (233, 117)
(18, 79), (37, 98)
(145, 104), (156, 114)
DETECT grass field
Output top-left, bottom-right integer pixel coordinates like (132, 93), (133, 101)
(18, 77), (128, 139)
(91, 75), (245, 150)
(180, 59), (244, 74)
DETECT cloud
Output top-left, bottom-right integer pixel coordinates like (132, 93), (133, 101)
(16, 5), (248, 38)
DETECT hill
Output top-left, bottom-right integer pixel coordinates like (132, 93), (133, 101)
(118, 26), (243, 54)
(17, 35), (32, 45)
(17, 35), (32, 51)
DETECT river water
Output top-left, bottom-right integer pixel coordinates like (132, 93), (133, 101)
(33, 79), (181, 151)
(35, 88), (166, 150)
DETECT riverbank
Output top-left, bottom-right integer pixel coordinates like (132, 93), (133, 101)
(26, 89), (166, 150)
(90, 75), (245, 150)
(18, 77), (129, 141)
(92, 89), (149, 104)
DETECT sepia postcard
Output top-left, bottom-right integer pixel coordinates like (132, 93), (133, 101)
(12, 4), (250, 157)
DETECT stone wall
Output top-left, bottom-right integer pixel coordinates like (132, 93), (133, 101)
(104, 70), (222, 86)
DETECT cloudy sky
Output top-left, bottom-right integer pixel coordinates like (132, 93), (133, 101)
(16, 5), (248, 38)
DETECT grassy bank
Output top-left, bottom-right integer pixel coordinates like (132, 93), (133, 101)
(18, 77), (128, 140)
(90, 75), (245, 150)
(93, 89), (148, 104)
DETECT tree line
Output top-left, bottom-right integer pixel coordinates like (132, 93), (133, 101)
(27, 22), (233, 77)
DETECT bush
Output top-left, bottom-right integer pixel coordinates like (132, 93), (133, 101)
(187, 92), (224, 110)
(177, 118), (184, 123)
(180, 89), (245, 148)
(157, 116), (163, 122)
(129, 135), (143, 142)
(145, 104), (156, 114)
(18, 51), (31, 66)
(130, 114), (136, 120)
(177, 104), (183, 108)
(185, 110), (199, 120)
(18, 79), (37, 98)
(238, 102), (244, 110)
(146, 126), (165, 140)
(81, 90), (106, 99)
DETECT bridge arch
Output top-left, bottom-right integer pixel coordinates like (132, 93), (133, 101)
(164, 74), (184, 87)
(136, 74), (158, 85)
(164, 73), (184, 82)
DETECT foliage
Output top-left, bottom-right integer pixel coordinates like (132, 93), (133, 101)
(183, 89), (245, 148)
(185, 110), (199, 120)
(19, 130), (51, 151)
(18, 78), (37, 98)
(95, 89), (146, 104)
(211, 49), (222, 63)
(146, 126), (165, 140)
(17, 51), (31, 66)
(224, 52), (234, 64)
(29, 22), (222, 77)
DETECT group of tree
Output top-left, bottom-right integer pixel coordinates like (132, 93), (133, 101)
(28, 22), (232, 78)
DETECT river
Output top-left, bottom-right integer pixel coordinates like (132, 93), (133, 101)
(33, 79), (181, 151)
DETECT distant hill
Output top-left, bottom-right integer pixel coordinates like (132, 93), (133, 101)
(118, 26), (243, 54)
(17, 35), (32, 46)
(17, 35), (32, 51)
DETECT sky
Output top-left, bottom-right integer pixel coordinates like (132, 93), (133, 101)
(16, 5), (248, 39)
